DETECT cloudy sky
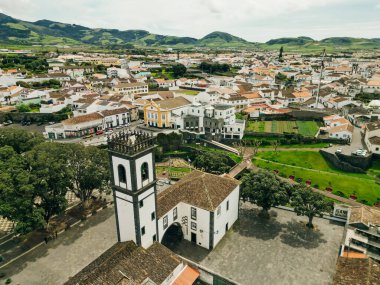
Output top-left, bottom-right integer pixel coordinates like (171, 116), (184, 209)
(1, 0), (379, 42)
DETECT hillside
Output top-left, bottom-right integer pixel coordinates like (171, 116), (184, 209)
(0, 13), (379, 51)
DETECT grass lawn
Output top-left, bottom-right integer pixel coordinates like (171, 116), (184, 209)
(254, 151), (380, 205)
(156, 166), (191, 178)
(260, 143), (329, 149)
(246, 121), (319, 137)
(177, 89), (200, 95)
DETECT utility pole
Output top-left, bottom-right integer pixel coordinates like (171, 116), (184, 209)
(315, 49), (326, 109)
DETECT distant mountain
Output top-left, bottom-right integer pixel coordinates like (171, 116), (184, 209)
(0, 13), (379, 51)
(0, 13), (248, 48)
(266, 37), (315, 45)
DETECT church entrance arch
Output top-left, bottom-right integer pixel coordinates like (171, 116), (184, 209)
(161, 222), (183, 248)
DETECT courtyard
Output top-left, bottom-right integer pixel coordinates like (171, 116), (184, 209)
(168, 203), (345, 285)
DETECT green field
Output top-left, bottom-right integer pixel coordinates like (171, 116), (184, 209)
(246, 121), (320, 137)
(254, 151), (380, 205)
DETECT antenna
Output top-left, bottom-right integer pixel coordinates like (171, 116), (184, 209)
(315, 49), (326, 109)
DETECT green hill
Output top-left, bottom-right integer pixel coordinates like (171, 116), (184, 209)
(0, 13), (379, 51)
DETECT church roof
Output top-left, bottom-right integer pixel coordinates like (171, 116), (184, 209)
(64, 241), (181, 285)
(157, 170), (239, 218)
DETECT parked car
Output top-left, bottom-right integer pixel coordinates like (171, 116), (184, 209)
(96, 130), (104, 135)
(336, 149), (342, 154)
(83, 134), (93, 139)
(116, 125), (123, 129)
(48, 121), (55, 125)
(3, 120), (13, 126)
(105, 130), (113, 135)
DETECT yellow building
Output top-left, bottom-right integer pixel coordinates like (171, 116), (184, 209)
(143, 97), (191, 128)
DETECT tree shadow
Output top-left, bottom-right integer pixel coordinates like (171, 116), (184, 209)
(234, 208), (283, 240)
(280, 219), (327, 249)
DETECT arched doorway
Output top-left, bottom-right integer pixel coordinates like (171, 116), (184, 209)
(161, 222), (183, 249)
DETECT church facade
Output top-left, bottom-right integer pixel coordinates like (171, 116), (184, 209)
(108, 131), (240, 250)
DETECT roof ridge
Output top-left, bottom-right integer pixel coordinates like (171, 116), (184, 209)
(202, 173), (214, 210)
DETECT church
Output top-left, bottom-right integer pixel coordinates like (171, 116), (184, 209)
(65, 131), (240, 284)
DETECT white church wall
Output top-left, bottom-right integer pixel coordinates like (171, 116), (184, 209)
(115, 195), (136, 243)
(138, 187), (157, 248)
(213, 186), (239, 247)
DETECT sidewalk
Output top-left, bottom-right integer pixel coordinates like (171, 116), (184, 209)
(0, 197), (111, 270)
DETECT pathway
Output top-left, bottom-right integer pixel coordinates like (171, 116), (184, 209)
(1, 207), (117, 285)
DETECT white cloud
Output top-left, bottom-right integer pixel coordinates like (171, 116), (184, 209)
(0, 0), (378, 41)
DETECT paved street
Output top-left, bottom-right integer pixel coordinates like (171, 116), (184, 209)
(1, 207), (117, 285)
(169, 204), (345, 285)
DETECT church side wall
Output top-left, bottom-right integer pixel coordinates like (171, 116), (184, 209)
(213, 186), (240, 247)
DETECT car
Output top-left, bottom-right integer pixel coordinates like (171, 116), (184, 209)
(116, 125), (123, 129)
(96, 130), (104, 135)
(336, 149), (342, 154)
(105, 130), (114, 135)
(3, 120), (13, 126)
(48, 121), (55, 125)
(83, 134), (93, 139)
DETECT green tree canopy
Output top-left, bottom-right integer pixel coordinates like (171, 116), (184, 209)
(172, 63), (187, 78)
(290, 186), (333, 228)
(0, 128), (45, 153)
(240, 170), (290, 217)
(66, 144), (110, 208)
(0, 146), (45, 233)
(193, 152), (230, 175)
(25, 142), (72, 227)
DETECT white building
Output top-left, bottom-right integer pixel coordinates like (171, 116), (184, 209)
(109, 132), (240, 250)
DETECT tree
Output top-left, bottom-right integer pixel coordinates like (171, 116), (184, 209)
(193, 152), (230, 174)
(290, 186), (333, 228)
(66, 144), (110, 208)
(279, 46), (284, 61)
(251, 139), (262, 156)
(240, 170), (289, 217)
(270, 140), (280, 154)
(25, 143), (72, 228)
(16, 103), (31, 113)
(0, 128), (45, 153)
(233, 140), (248, 161)
(0, 146), (45, 234)
(172, 64), (187, 78)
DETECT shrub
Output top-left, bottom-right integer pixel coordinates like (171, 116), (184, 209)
(0, 272), (5, 278)
(335, 191), (346, 197)
(5, 278), (11, 284)
(313, 184), (319, 189)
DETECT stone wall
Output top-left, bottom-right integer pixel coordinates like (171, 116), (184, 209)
(319, 150), (367, 173)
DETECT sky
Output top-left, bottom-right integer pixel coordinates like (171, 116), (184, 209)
(0, 0), (380, 42)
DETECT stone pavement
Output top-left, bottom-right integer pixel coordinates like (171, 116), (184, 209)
(169, 204), (345, 285)
(1, 207), (117, 285)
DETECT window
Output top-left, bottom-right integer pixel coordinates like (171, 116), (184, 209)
(153, 234), (157, 242)
(191, 222), (197, 231)
(141, 226), (145, 236)
(163, 216), (168, 229)
(139, 200), (144, 208)
(217, 206), (221, 216)
(118, 165), (127, 184)
(191, 207), (197, 220)
(173, 207), (178, 220)
(227, 200), (229, 211)
(151, 212), (155, 220)
(141, 162), (149, 181)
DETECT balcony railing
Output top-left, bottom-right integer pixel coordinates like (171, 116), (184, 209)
(107, 131), (156, 155)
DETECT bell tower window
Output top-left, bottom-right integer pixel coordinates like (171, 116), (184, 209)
(118, 165), (127, 184)
(141, 162), (149, 181)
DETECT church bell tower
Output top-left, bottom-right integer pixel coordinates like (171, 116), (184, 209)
(107, 131), (158, 249)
